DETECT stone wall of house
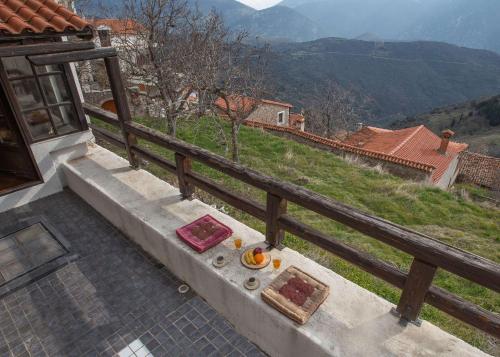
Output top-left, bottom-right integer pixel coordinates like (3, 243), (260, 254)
(246, 104), (290, 126)
(268, 130), (431, 183)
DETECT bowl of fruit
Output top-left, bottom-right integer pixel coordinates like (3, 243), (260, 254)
(241, 247), (271, 269)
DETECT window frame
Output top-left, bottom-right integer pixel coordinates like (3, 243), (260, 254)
(0, 41), (88, 144)
(277, 111), (285, 125)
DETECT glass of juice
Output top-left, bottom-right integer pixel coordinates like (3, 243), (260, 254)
(273, 258), (281, 270)
(234, 237), (242, 250)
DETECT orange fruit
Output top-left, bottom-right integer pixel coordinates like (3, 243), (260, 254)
(254, 253), (265, 265)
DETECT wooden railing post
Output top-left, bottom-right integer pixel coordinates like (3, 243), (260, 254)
(396, 258), (437, 324)
(104, 56), (139, 169)
(175, 153), (194, 199)
(265, 193), (287, 249)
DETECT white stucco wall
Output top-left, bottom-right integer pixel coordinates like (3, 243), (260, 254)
(0, 130), (94, 213)
(436, 155), (461, 189)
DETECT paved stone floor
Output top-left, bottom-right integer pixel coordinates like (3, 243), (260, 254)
(0, 191), (266, 357)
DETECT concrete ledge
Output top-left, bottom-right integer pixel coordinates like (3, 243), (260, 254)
(62, 144), (487, 357)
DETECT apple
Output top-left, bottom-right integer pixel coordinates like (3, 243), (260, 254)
(253, 247), (263, 256)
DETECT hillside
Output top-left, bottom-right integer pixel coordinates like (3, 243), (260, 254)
(391, 95), (500, 157)
(78, 0), (324, 42)
(267, 37), (500, 123)
(94, 116), (499, 354)
(280, 0), (500, 53)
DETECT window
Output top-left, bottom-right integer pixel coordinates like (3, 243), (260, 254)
(278, 111), (285, 125)
(1, 56), (85, 142)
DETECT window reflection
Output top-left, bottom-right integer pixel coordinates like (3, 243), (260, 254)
(50, 105), (78, 134)
(1, 56), (83, 141)
(40, 75), (71, 104)
(11, 78), (44, 111)
(23, 109), (54, 140)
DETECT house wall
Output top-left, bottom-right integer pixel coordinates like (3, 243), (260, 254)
(436, 155), (461, 189)
(246, 104), (290, 126)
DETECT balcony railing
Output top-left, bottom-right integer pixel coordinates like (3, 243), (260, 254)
(27, 46), (499, 339)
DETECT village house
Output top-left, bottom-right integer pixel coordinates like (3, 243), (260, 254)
(0, 2), (497, 357)
(215, 95), (305, 131)
(341, 125), (469, 188)
(457, 151), (500, 194)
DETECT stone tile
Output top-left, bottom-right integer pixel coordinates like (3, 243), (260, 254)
(0, 191), (264, 357)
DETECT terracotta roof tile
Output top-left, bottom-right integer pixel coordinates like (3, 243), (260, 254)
(458, 152), (500, 189)
(0, 0), (91, 36)
(215, 95), (293, 114)
(342, 125), (468, 182)
(245, 121), (475, 184)
(91, 18), (143, 35)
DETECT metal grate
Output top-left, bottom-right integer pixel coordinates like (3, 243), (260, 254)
(0, 218), (76, 297)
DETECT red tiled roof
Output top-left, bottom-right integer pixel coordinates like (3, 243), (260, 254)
(343, 125), (468, 182)
(244, 121), (439, 172)
(289, 113), (305, 125)
(91, 18), (142, 35)
(215, 95), (293, 114)
(0, 0), (91, 36)
(261, 99), (293, 108)
(458, 152), (500, 189)
(245, 121), (472, 183)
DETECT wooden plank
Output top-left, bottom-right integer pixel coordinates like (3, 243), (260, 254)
(131, 145), (176, 174)
(83, 103), (120, 127)
(279, 215), (407, 288)
(0, 41), (95, 58)
(28, 48), (117, 66)
(397, 259), (437, 322)
(185, 172), (267, 221)
(175, 153), (194, 199)
(104, 56), (138, 168)
(266, 193), (287, 249)
(90, 124), (126, 149)
(124, 120), (500, 292)
(426, 286), (500, 338)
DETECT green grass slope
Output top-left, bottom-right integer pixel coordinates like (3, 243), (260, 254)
(95, 117), (499, 354)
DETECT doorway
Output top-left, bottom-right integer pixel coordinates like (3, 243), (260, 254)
(0, 84), (41, 195)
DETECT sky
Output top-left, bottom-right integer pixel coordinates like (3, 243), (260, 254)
(236, 0), (282, 10)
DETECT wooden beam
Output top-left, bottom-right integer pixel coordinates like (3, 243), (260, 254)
(397, 259), (437, 322)
(266, 193), (287, 249)
(185, 172), (267, 221)
(104, 56), (138, 168)
(124, 120), (500, 292)
(28, 48), (117, 65)
(83, 103), (120, 127)
(426, 286), (500, 338)
(0, 41), (95, 58)
(131, 145), (176, 174)
(279, 215), (407, 288)
(175, 153), (194, 199)
(90, 124), (126, 149)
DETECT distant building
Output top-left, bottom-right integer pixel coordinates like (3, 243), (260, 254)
(214, 96), (305, 131)
(341, 126), (469, 188)
(457, 152), (500, 192)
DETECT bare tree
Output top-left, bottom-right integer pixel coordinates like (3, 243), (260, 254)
(306, 80), (358, 139)
(120, 0), (220, 136)
(203, 39), (269, 162)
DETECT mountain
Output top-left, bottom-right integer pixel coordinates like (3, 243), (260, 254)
(78, 0), (324, 43)
(390, 95), (500, 157)
(266, 37), (500, 123)
(279, 0), (500, 53)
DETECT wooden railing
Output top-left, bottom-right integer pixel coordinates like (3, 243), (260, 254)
(26, 46), (498, 338)
(85, 103), (500, 338)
